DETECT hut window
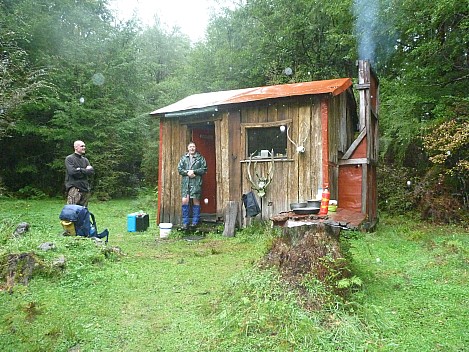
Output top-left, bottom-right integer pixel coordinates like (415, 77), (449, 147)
(247, 127), (287, 158)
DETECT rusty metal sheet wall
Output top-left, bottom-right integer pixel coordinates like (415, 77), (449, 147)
(338, 165), (363, 212)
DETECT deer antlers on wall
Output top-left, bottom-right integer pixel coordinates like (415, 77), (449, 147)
(286, 123), (309, 153)
(246, 150), (275, 198)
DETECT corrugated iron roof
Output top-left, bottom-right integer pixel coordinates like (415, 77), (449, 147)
(150, 78), (352, 116)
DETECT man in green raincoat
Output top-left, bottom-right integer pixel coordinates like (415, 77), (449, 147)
(177, 142), (208, 229)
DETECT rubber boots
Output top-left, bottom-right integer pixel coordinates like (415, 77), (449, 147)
(191, 205), (201, 227)
(181, 204), (190, 229)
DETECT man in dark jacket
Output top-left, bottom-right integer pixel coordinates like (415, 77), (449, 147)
(177, 141), (207, 229)
(65, 140), (94, 206)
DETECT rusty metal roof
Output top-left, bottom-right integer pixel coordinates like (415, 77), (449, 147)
(150, 78), (352, 117)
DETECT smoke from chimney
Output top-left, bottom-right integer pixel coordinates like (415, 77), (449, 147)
(353, 0), (379, 64)
(353, 0), (398, 68)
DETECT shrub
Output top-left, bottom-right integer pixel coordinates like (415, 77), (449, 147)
(16, 186), (47, 199)
(413, 166), (467, 224)
(377, 164), (417, 213)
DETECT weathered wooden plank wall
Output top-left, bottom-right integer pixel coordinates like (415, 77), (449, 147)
(227, 110), (242, 225)
(289, 100), (300, 203)
(298, 103), (311, 201)
(327, 94), (347, 200)
(159, 117), (178, 223)
(217, 117), (228, 211)
(158, 119), (168, 223)
(309, 98), (322, 200)
(237, 97), (326, 221)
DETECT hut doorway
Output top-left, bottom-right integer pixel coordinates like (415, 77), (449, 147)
(191, 126), (216, 215)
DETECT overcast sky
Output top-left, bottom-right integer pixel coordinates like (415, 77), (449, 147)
(108, 0), (222, 42)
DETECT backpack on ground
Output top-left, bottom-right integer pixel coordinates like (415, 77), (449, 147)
(59, 205), (109, 243)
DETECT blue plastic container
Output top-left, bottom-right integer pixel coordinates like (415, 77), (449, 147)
(127, 213), (137, 232)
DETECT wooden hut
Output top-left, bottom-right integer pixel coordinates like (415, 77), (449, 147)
(151, 60), (379, 230)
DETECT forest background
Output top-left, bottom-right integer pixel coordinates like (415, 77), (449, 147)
(1, 0), (467, 225)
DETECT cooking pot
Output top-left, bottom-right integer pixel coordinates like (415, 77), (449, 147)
(290, 202), (307, 210)
(293, 207), (320, 215)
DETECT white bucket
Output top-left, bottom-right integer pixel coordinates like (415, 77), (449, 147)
(159, 223), (172, 239)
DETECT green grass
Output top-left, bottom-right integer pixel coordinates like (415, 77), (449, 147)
(349, 215), (469, 351)
(1, 199), (468, 351)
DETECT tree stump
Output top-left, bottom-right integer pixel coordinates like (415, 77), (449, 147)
(264, 223), (349, 294)
(223, 201), (238, 237)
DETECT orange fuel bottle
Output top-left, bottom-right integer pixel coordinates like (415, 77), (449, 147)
(318, 183), (330, 215)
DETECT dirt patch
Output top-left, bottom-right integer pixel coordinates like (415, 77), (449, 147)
(0, 252), (44, 292)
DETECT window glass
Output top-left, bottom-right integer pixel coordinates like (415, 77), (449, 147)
(247, 127), (287, 158)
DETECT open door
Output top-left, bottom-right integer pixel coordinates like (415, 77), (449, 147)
(192, 126), (216, 214)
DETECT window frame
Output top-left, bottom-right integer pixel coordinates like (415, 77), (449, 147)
(241, 119), (292, 161)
